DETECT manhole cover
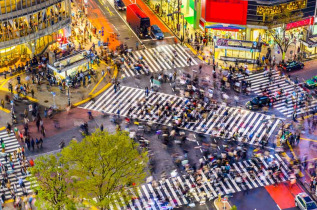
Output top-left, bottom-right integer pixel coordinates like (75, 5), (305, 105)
(125, 37), (129, 40)
(44, 100), (49, 103)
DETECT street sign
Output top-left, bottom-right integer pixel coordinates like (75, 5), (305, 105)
(222, 196), (228, 202)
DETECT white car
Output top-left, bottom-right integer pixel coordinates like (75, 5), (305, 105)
(295, 193), (317, 210)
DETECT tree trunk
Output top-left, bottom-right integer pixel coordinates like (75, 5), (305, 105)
(282, 51), (286, 62)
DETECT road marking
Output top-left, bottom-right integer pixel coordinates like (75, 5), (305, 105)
(104, 0), (145, 47)
(106, 6), (114, 16)
(300, 137), (317, 142)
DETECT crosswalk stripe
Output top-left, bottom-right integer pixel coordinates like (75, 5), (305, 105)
(82, 85), (280, 145)
(174, 44), (198, 65)
(120, 44), (198, 77)
(117, 155), (291, 209)
(239, 70), (317, 117)
(0, 131), (32, 198)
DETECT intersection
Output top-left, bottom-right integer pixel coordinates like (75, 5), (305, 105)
(0, 0), (317, 209)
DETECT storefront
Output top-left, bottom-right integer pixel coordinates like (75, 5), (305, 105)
(214, 39), (261, 65)
(300, 34), (317, 58)
(199, 0), (249, 43)
(204, 24), (246, 40)
(48, 51), (90, 80)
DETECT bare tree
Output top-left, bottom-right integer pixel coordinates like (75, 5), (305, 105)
(266, 11), (303, 62)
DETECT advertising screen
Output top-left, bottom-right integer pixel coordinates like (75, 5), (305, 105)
(202, 0), (248, 25)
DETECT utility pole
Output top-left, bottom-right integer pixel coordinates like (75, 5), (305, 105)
(161, 0), (163, 16)
(183, 14), (185, 43)
(177, 0), (180, 31)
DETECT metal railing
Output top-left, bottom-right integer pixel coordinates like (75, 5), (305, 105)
(0, 0), (63, 21)
(0, 17), (71, 49)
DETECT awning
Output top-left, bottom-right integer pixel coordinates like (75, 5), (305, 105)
(205, 24), (245, 31)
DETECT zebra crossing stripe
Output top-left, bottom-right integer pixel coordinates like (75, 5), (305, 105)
(81, 85), (280, 145)
(174, 44), (198, 65)
(0, 131), (32, 198)
(118, 156), (291, 209)
(248, 160), (270, 185)
(120, 44), (199, 77)
(239, 162), (259, 187)
(239, 70), (317, 117)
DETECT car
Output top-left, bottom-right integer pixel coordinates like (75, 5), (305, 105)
(295, 192), (317, 210)
(246, 96), (273, 110)
(305, 76), (317, 89)
(279, 61), (304, 71)
(114, 0), (126, 10)
(151, 25), (164, 40)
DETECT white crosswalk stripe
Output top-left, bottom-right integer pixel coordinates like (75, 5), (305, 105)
(82, 85), (281, 145)
(109, 154), (289, 209)
(238, 70), (317, 117)
(120, 44), (199, 78)
(0, 131), (31, 198)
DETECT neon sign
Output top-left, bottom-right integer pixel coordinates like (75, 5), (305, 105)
(286, 17), (314, 30)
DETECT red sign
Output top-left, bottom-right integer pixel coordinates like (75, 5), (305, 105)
(201, 0), (248, 25)
(286, 17), (314, 30)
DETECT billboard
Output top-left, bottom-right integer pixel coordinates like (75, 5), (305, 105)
(201, 0), (248, 25)
(286, 17), (314, 30)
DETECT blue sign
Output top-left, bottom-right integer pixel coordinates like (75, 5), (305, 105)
(51, 92), (56, 96)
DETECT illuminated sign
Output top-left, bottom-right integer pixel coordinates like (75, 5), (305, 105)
(286, 17), (314, 30)
(201, 0), (248, 25)
(257, 0), (307, 16)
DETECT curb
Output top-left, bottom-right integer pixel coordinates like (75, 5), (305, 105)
(185, 43), (203, 60)
(0, 87), (38, 102)
(0, 106), (10, 113)
(73, 67), (118, 107)
(0, 73), (23, 88)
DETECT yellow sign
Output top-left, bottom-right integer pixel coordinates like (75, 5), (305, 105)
(257, 0), (306, 16)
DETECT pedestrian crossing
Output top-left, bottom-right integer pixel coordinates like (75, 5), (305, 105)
(108, 153), (290, 209)
(82, 85), (281, 145)
(238, 70), (317, 118)
(120, 44), (199, 77)
(0, 131), (31, 198)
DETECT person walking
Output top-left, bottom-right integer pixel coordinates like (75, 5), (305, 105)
(199, 64), (203, 74)
(296, 133), (301, 145)
(114, 83), (117, 93)
(145, 87), (149, 97)
(30, 138), (35, 151)
(31, 89), (34, 98)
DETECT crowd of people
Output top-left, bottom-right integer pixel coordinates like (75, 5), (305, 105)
(0, 3), (68, 43)
(0, 131), (32, 208)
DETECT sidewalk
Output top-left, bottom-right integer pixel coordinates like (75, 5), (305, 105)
(214, 198), (232, 210)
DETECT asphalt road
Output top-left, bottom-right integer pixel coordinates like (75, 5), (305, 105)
(288, 59), (317, 81)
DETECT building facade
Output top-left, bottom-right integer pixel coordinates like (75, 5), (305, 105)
(181, 0), (316, 41)
(0, 0), (71, 68)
